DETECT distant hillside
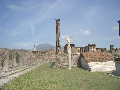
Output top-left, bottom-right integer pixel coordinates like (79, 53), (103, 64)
(36, 43), (56, 50)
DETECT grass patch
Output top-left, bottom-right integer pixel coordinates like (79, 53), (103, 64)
(2, 62), (120, 90)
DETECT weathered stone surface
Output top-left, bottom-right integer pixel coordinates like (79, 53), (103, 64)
(2, 54), (8, 71)
(51, 49), (80, 69)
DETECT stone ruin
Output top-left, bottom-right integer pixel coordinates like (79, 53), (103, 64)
(51, 19), (80, 69)
(0, 48), (57, 87)
(0, 44), (119, 71)
(51, 19), (119, 69)
(109, 45), (120, 58)
(0, 48), (56, 72)
(51, 49), (80, 69)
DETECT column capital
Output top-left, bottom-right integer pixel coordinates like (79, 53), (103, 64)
(118, 20), (120, 23)
(55, 19), (60, 21)
(67, 37), (71, 43)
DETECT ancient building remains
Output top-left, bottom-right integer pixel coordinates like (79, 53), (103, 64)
(96, 48), (106, 52)
(64, 44), (107, 54)
(0, 19), (119, 72)
(87, 44), (96, 52)
(0, 48), (56, 71)
(110, 45), (114, 53)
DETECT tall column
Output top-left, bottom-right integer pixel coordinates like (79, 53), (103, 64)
(55, 19), (60, 54)
(67, 37), (71, 69)
(118, 20), (120, 36)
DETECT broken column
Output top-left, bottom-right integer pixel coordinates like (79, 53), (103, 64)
(110, 45), (114, 53)
(2, 52), (8, 71)
(12, 50), (16, 68)
(118, 20), (120, 36)
(18, 51), (23, 67)
(15, 50), (21, 67)
(23, 51), (27, 66)
(67, 37), (71, 69)
(56, 19), (61, 54)
(82, 48), (85, 53)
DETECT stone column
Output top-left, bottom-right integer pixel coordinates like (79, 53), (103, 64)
(115, 48), (118, 52)
(67, 37), (71, 69)
(12, 50), (16, 68)
(19, 52), (23, 67)
(23, 51), (27, 66)
(110, 45), (114, 53)
(23, 56), (26, 66)
(56, 19), (60, 54)
(118, 20), (120, 36)
(19, 58), (22, 67)
(83, 48), (84, 53)
(16, 51), (21, 67)
(31, 52), (34, 65)
(82, 48), (84, 53)
(2, 53), (8, 71)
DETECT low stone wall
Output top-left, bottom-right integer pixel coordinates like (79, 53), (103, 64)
(89, 61), (115, 72)
(113, 59), (120, 76)
(81, 57), (115, 72)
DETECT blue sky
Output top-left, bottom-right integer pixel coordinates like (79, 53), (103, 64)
(0, 0), (120, 50)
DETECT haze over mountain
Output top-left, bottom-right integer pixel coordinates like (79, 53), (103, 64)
(35, 43), (64, 50)
(36, 43), (56, 50)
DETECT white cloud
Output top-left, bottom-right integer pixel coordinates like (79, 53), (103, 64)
(7, 4), (22, 10)
(83, 30), (90, 35)
(5, 0), (73, 37)
(29, 19), (35, 39)
(79, 29), (91, 35)
(61, 35), (70, 39)
(113, 26), (119, 30)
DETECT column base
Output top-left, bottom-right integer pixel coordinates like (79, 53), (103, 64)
(68, 68), (71, 69)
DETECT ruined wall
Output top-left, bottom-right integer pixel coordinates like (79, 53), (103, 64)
(37, 49), (56, 62)
(0, 48), (9, 70)
(52, 49), (80, 69)
(0, 48), (33, 71)
(109, 45), (120, 58)
(0, 48), (57, 71)
(0, 47), (82, 70)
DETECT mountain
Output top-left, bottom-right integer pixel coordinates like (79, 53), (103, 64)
(36, 43), (56, 50)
